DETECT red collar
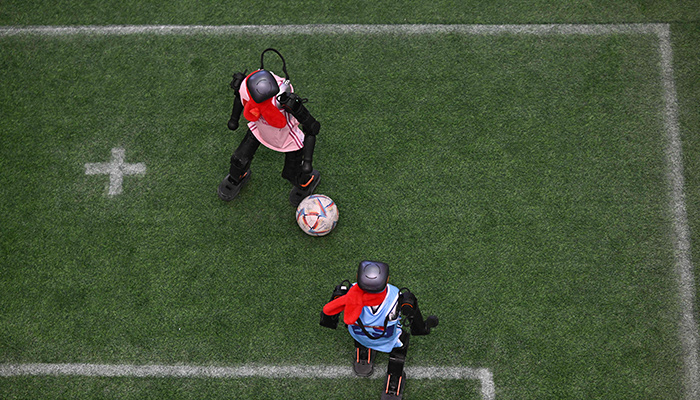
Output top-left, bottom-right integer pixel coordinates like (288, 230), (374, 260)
(322, 284), (387, 325)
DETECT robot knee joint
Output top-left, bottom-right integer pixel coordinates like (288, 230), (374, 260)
(387, 350), (407, 376)
(389, 352), (406, 366)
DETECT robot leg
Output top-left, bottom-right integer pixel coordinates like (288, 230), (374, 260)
(283, 148), (320, 206)
(218, 130), (260, 201)
(381, 332), (410, 400)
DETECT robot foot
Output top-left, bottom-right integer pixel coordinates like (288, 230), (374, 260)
(289, 169), (320, 206)
(380, 372), (406, 400)
(217, 171), (251, 202)
(353, 345), (375, 377)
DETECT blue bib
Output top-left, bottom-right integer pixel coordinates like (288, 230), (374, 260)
(348, 284), (403, 352)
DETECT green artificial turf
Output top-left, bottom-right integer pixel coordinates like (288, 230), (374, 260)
(0, 27), (694, 399)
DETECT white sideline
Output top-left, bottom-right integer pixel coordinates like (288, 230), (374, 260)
(0, 363), (495, 400)
(656, 25), (700, 399)
(0, 23), (697, 399)
(0, 23), (664, 36)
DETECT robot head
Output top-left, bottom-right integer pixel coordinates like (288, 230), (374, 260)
(357, 261), (389, 293)
(242, 69), (287, 128)
(246, 69), (279, 104)
(246, 48), (291, 104)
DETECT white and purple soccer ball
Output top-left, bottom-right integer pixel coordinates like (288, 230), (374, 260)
(295, 194), (339, 236)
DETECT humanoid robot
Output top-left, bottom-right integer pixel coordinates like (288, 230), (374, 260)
(218, 48), (321, 206)
(320, 261), (439, 400)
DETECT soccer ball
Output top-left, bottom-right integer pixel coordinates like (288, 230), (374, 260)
(296, 194), (339, 236)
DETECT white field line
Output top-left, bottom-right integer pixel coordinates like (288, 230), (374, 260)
(0, 22), (697, 398)
(0, 23), (662, 36)
(656, 24), (700, 400)
(0, 363), (495, 400)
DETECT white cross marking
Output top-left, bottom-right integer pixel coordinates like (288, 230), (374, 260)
(85, 147), (146, 196)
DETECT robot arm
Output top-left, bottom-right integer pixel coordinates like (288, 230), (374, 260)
(277, 92), (320, 174)
(227, 71), (247, 131)
(301, 135), (316, 174)
(277, 92), (320, 135)
(399, 289), (439, 336)
(320, 280), (350, 329)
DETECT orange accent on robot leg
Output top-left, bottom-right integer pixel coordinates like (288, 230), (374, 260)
(300, 175), (315, 188)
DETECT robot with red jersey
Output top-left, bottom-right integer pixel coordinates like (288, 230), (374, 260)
(219, 48), (321, 206)
(320, 261), (439, 400)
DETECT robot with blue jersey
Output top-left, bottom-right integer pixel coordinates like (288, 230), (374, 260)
(321, 261), (439, 400)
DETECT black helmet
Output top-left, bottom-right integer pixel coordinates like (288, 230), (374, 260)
(357, 261), (389, 293)
(246, 48), (291, 104)
(246, 69), (279, 103)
